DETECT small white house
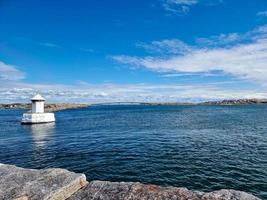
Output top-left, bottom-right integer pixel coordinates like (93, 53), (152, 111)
(21, 94), (55, 124)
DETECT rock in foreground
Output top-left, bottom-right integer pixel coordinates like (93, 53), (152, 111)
(69, 181), (260, 200)
(0, 164), (260, 200)
(0, 164), (87, 200)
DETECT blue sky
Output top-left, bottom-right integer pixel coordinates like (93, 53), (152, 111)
(1, 0), (267, 103)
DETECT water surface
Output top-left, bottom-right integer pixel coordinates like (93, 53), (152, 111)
(0, 105), (267, 198)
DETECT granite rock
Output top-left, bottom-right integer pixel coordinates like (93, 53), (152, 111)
(0, 164), (260, 200)
(0, 164), (87, 200)
(68, 181), (260, 200)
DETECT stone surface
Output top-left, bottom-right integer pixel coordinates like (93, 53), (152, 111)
(0, 164), (260, 200)
(0, 164), (87, 200)
(69, 181), (260, 200)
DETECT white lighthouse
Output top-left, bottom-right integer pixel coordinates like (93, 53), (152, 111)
(21, 94), (55, 124)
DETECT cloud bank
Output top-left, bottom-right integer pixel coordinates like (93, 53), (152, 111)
(1, 82), (267, 103)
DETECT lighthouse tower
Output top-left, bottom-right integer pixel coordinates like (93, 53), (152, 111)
(21, 94), (55, 124)
(31, 94), (45, 113)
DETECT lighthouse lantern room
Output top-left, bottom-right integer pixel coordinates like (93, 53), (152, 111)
(31, 94), (45, 113)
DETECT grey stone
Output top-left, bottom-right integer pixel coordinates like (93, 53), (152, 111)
(68, 181), (260, 200)
(0, 164), (260, 200)
(0, 164), (87, 200)
(201, 189), (261, 200)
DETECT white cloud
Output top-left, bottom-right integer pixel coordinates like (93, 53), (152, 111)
(169, 0), (198, 5)
(0, 61), (26, 81)
(38, 42), (61, 48)
(257, 11), (267, 17)
(161, 0), (222, 14)
(112, 24), (267, 84)
(161, 72), (226, 77)
(196, 33), (241, 46)
(163, 0), (198, 14)
(136, 39), (192, 54)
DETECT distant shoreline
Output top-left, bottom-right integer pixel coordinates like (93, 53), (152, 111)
(0, 103), (89, 112)
(93, 98), (267, 106)
(1, 99), (267, 110)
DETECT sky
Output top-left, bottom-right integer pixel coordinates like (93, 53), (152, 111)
(1, 0), (267, 103)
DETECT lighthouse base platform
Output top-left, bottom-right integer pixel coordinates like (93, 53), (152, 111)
(21, 113), (55, 124)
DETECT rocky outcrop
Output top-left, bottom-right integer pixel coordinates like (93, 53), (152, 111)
(202, 99), (267, 105)
(69, 181), (260, 200)
(0, 164), (260, 200)
(0, 103), (88, 112)
(0, 164), (87, 200)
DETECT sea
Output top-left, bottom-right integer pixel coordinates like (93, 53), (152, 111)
(0, 105), (266, 199)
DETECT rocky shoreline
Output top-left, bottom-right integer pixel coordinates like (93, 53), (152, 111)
(201, 99), (267, 105)
(0, 103), (88, 112)
(0, 164), (260, 200)
(145, 99), (267, 106)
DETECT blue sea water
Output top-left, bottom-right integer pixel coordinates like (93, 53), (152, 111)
(0, 105), (267, 199)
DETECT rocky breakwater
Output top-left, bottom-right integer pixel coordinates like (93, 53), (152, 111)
(0, 164), (260, 200)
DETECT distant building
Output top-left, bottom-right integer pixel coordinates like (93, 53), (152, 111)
(21, 94), (55, 124)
